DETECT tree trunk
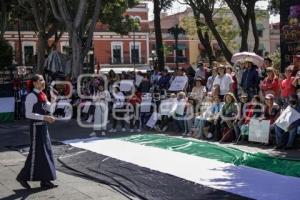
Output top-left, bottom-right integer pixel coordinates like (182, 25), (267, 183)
(204, 14), (233, 64)
(37, 32), (47, 73)
(194, 16), (215, 63)
(0, 0), (8, 39)
(224, 0), (250, 52)
(249, 6), (259, 53)
(240, 24), (249, 52)
(71, 31), (83, 78)
(153, 0), (165, 71)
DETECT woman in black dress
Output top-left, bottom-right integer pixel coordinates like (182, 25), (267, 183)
(16, 74), (57, 189)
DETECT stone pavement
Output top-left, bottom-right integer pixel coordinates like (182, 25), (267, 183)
(0, 148), (130, 200)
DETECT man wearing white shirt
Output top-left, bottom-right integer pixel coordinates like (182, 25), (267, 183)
(213, 65), (233, 99)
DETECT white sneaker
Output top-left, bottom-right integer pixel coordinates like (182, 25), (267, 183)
(122, 128), (126, 132)
(162, 126), (168, 132)
(137, 129), (141, 133)
(86, 115), (93, 123)
(207, 132), (213, 139)
(101, 131), (106, 136)
(154, 125), (161, 132)
(89, 132), (97, 137)
(109, 129), (116, 133)
(130, 129), (134, 133)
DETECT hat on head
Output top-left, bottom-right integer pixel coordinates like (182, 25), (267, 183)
(265, 94), (274, 100)
(240, 93), (248, 98)
(264, 57), (273, 63)
(218, 64), (226, 69)
(286, 65), (294, 71)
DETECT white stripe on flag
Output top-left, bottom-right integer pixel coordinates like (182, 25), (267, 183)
(65, 138), (300, 200)
(0, 97), (15, 113)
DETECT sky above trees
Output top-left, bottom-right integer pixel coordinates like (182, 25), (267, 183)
(145, 1), (280, 23)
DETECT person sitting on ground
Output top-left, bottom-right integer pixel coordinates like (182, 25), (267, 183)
(158, 93), (177, 132)
(234, 95), (264, 141)
(217, 93), (238, 143)
(191, 95), (223, 139)
(274, 95), (300, 150)
(259, 94), (281, 145)
(175, 92), (189, 135)
(233, 94), (248, 139)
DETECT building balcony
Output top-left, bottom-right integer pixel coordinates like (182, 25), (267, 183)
(165, 56), (188, 63)
(109, 57), (147, 65)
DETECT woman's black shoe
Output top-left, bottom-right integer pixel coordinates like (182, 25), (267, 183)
(40, 181), (58, 189)
(16, 177), (31, 189)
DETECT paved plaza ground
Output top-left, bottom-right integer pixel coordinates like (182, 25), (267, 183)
(0, 119), (299, 199)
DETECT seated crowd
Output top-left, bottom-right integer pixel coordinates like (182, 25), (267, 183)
(53, 57), (300, 150)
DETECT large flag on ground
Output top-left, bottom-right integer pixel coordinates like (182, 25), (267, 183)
(0, 97), (15, 122)
(63, 134), (300, 200)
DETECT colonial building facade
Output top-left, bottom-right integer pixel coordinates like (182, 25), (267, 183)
(3, 3), (150, 71)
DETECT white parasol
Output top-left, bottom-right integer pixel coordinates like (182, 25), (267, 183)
(231, 52), (264, 67)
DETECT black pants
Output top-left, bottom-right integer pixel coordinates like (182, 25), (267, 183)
(159, 115), (171, 128)
(112, 109), (125, 129)
(17, 122), (56, 181)
(129, 107), (140, 129)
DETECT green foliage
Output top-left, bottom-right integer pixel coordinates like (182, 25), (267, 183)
(181, 12), (239, 52)
(270, 49), (281, 71)
(215, 13), (239, 51)
(182, 16), (197, 37)
(268, 0), (280, 14)
(99, 0), (140, 34)
(0, 39), (13, 70)
(160, 0), (174, 11)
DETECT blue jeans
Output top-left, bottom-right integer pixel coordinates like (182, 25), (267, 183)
(194, 117), (205, 137)
(141, 113), (151, 128)
(176, 114), (187, 133)
(275, 125), (298, 147)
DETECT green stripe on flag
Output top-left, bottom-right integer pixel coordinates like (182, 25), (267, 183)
(0, 112), (14, 122)
(119, 134), (300, 177)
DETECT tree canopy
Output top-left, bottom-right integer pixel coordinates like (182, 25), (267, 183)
(0, 39), (13, 70)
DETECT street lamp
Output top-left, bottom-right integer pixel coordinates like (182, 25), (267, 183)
(16, 4), (22, 66)
(168, 24), (185, 69)
(132, 18), (141, 73)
